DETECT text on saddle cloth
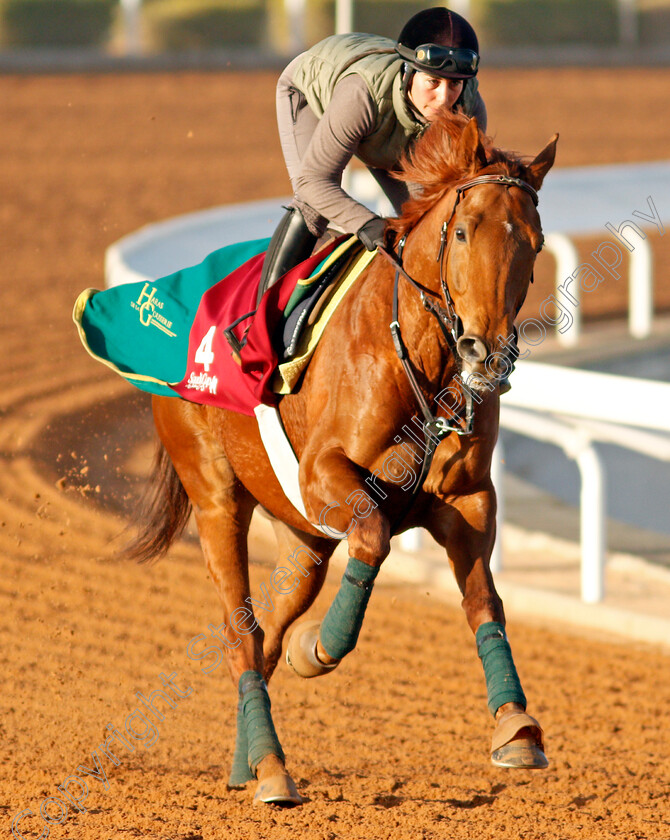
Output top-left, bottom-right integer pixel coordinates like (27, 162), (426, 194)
(72, 234), (372, 416)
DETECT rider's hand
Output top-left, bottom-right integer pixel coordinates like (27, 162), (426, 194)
(356, 217), (387, 251)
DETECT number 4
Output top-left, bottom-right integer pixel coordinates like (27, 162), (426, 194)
(195, 325), (216, 371)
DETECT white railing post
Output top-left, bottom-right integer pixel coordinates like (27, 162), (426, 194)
(399, 527), (423, 552)
(490, 438), (504, 574)
(629, 236), (653, 339)
(335, 0), (353, 34)
(119, 0), (142, 55)
(284, 0), (306, 54)
(617, 0), (639, 45)
(544, 232), (580, 347)
(449, 0), (472, 18)
(501, 405), (621, 606)
(576, 443), (606, 604)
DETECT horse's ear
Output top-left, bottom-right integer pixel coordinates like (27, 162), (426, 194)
(459, 117), (488, 172)
(526, 133), (559, 190)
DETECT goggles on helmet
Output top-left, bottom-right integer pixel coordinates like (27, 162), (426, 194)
(395, 43), (479, 78)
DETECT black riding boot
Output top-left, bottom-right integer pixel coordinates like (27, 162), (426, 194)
(256, 207), (317, 307)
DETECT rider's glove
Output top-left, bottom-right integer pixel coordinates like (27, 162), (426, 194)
(356, 216), (387, 251)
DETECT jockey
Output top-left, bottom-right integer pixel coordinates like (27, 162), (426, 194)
(258, 5), (486, 299)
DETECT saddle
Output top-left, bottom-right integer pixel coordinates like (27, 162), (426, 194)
(223, 236), (367, 362)
(73, 234), (375, 416)
(272, 238), (375, 394)
(223, 236), (360, 361)
(279, 237), (367, 360)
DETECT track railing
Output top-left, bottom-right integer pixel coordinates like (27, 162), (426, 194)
(543, 230), (653, 346)
(494, 364), (670, 603)
(492, 409), (608, 604)
(400, 363), (670, 604)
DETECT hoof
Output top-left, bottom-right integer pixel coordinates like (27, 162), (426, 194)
(253, 774), (303, 807)
(491, 741), (549, 769)
(491, 711), (548, 770)
(286, 620), (339, 679)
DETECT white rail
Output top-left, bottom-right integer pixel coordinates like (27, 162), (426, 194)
(492, 365), (670, 603)
(403, 364), (670, 604)
(543, 233), (580, 347)
(119, 0), (142, 55)
(504, 362), (670, 433)
(494, 408), (608, 603)
(543, 230), (654, 345)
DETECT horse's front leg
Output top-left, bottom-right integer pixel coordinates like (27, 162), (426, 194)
(427, 484), (549, 770)
(287, 446), (391, 677)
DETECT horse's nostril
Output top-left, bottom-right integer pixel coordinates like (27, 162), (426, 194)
(457, 335), (488, 364)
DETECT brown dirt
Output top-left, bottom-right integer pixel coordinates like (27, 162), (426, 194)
(2, 68), (670, 840)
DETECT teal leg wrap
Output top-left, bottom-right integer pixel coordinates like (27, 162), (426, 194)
(476, 622), (527, 716)
(238, 670), (285, 774)
(320, 557), (379, 661)
(228, 699), (254, 786)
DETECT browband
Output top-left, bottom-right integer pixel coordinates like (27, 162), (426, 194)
(455, 174), (539, 206)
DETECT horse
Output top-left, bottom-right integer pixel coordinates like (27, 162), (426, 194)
(127, 112), (557, 807)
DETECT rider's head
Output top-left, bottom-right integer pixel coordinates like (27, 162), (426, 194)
(396, 7), (480, 122)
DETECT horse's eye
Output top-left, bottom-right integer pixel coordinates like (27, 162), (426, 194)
(455, 228), (466, 242)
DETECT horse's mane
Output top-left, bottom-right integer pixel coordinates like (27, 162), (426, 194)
(387, 111), (530, 243)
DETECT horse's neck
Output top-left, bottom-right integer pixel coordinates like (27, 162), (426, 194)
(362, 248), (460, 397)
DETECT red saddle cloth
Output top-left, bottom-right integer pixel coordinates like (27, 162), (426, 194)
(172, 238), (343, 416)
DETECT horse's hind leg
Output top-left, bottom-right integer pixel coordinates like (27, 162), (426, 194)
(427, 486), (548, 771)
(260, 520), (336, 681)
(153, 398), (301, 806)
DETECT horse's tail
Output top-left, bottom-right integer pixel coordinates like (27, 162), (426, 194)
(123, 441), (192, 564)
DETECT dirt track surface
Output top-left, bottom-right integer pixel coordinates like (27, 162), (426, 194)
(2, 68), (670, 839)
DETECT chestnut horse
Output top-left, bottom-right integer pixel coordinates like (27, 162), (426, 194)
(129, 113), (557, 806)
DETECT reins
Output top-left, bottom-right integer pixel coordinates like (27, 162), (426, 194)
(380, 173), (539, 524)
(380, 241), (467, 437)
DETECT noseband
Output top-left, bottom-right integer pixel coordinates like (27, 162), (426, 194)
(380, 173), (538, 518)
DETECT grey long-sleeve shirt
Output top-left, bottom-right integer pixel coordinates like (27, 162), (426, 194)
(279, 70), (488, 236)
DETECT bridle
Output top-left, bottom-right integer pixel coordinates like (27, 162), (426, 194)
(378, 173), (539, 519)
(437, 174), (539, 343)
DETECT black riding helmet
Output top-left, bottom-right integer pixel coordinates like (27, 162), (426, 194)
(396, 7), (480, 116)
(397, 6), (480, 79)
